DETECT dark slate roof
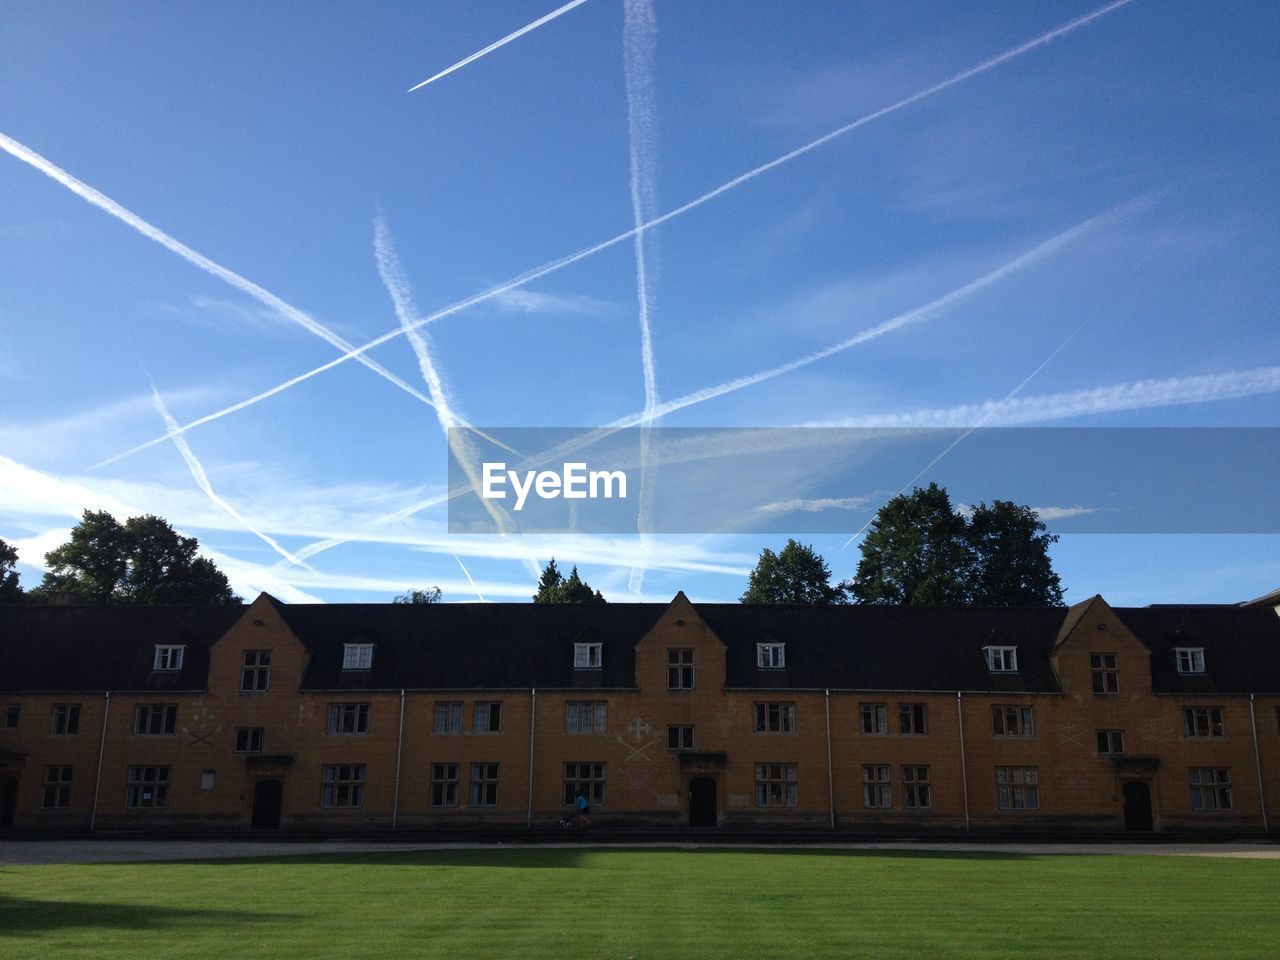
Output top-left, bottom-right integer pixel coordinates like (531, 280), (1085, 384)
(1114, 606), (1280, 695)
(0, 604), (243, 692)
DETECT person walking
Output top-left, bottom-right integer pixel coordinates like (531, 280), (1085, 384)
(574, 790), (591, 830)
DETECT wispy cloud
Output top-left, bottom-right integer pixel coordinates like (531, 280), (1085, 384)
(407, 0), (595, 92)
(490, 288), (616, 316)
(93, 0), (1138, 467)
(757, 495), (884, 515)
(452, 553), (487, 602)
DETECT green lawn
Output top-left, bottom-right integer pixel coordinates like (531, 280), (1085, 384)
(2, 848), (1278, 959)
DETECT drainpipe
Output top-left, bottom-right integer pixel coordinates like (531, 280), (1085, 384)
(1249, 694), (1268, 832)
(526, 688), (537, 828)
(90, 691), (111, 832)
(392, 689), (406, 831)
(955, 691), (970, 832)
(824, 689), (835, 830)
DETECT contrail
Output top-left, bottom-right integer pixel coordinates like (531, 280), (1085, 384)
(150, 383), (316, 571)
(408, 0), (594, 92)
(0, 131), (446, 415)
(452, 553), (488, 602)
(93, 0), (1137, 466)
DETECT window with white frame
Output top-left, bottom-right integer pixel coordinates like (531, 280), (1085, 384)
(327, 703), (370, 735)
(862, 765), (891, 808)
(565, 701), (607, 735)
(233, 727), (263, 754)
(668, 648), (695, 689)
(902, 765), (931, 809)
(1189, 767), (1231, 811)
(1090, 653), (1119, 694)
(1183, 706), (1224, 738)
(434, 701), (463, 734)
(754, 702), (795, 734)
(51, 703), (80, 736)
(430, 763), (459, 807)
(43, 766), (72, 809)
(899, 703), (928, 735)
(995, 766), (1039, 810)
(133, 704), (176, 736)
(321, 764), (365, 808)
(473, 701), (502, 734)
(1096, 730), (1125, 754)
(573, 642), (602, 670)
(1175, 647), (1206, 674)
(859, 703), (888, 735)
(469, 763), (499, 807)
(125, 765), (170, 808)
(984, 645), (1019, 673)
(667, 725), (694, 751)
(756, 643), (786, 669)
(991, 705), (1034, 737)
(341, 643), (374, 671)
(152, 645), (185, 671)
(563, 762), (606, 805)
(754, 763), (797, 807)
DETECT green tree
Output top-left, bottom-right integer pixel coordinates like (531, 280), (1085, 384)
(847, 484), (974, 606)
(532, 558), (606, 604)
(0, 537), (23, 603)
(741, 539), (847, 604)
(393, 587), (443, 604)
(966, 500), (1065, 606)
(30, 510), (239, 604)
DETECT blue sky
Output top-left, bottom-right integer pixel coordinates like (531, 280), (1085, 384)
(1, 0), (1276, 606)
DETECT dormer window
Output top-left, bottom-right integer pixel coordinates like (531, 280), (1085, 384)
(152, 645), (185, 671)
(574, 642), (602, 670)
(756, 643), (786, 670)
(1175, 647), (1205, 674)
(342, 643), (375, 671)
(984, 645), (1018, 673)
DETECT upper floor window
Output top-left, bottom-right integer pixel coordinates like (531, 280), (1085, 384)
(234, 727), (264, 754)
(756, 643), (786, 670)
(434, 702), (463, 735)
(342, 643), (374, 671)
(992, 705), (1034, 737)
(1090, 653), (1118, 694)
(565, 701), (607, 735)
(754, 702), (795, 735)
(241, 650), (271, 692)
(899, 703), (928, 735)
(1175, 647), (1206, 674)
(1183, 706), (1225, 738)
(327, 703), (370, 735)
(51, 703), (81, 736)
(134, 704), (177, 736)
(152, 645), (186, 671)
(1096, 730), (1125, 754)
(983, 646), (1018, 673)
(474, 701), (502, 734)
(668, 649), (694, 690)
(574, 642), (602, 670)
(667, 725), (694, 751)
(859, 703), (888, 735)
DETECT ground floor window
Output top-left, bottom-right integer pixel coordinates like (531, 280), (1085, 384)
(43, 765), (72, 808)
(321, 764), (365, 808)
(126, 765), (170, 808)
(862, 765), (891, 808)
(995, 766), (1038, 810)
(1189, 768), (1231, 811)
(469, 763), (499, 807)
(902, 765), (931, 809)
(563, 762), (606, 805)
(755, 763), (797, 807)
(430, 763), (459, 807)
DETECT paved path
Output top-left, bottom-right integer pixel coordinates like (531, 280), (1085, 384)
(2, 838), (1279, 866)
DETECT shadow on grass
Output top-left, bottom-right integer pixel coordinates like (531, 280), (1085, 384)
(0, 894), (291, 937)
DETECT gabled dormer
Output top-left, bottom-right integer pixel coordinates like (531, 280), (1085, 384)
(208, 593), (310, 696)
(633, 592), (727, 694)
(1049, 595), (1152, 697)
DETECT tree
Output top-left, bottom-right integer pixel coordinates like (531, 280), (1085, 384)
(393, 587), (443, 604)
(740, 539), (847, 604)
(966, 500), (1064, 606)
(0, 537), (23, 603)
(30, 510), (239, 604)
(532, 558), (606, 604)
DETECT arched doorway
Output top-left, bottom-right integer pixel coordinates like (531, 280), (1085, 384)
(1123, 781), (1153, 831)
(689, 776), (717, 828)
(0, 775), (18, 827)
(252, 779), (283, 829)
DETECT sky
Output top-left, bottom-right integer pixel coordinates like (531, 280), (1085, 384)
(0, 0), (1277, 607)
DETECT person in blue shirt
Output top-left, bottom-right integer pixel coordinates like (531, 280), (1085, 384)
(574, 791), (591, 830)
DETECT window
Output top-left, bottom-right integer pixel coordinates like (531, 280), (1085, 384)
(341, 643), (374, 671)
(233, 727), (263, 754)
(321, 764), (365, 808)
(1189, 767), (1232, 811)
(126, 766), (170, 808)
(1175, 647), (1206, 674)
(1183, 706), (1225, 738)
(902, 765), (931, 809)
(862, 765), (891, 808)
(241, 650), (271, 692)
(1090, 653), (1118, 694)
(756, 643), (786, 669)
(564, 762), (606, 806)
(899, 704), (928, 735)
(565, 701), (607, 735)
(152, 645), (185, 671)
(1096, 730), (1125, 754)
(473, 702), (502, 734)
(327, 703), (370, 735)
(992, 705), (1034, 737)
(667, 725), (694, 751)
(430, 763), (459, 807)
(133, 704), (176, 736)
(668, 648), (694, 689)
(984, 645), (1018, 673)
(573, 642), (602, 670)
(4, 704), (19, 729)
(860, 703), (888, 735)
(42, 766), (72, 809)
(469, 763), (499, 807)
(51, 703), (81, 736)
(995, 766), (1039, 810)
(434, 702), (463, 734)
(754, 763), (797, 807)
(754, 702), (795, 734)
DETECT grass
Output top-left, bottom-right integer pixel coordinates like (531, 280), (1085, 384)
(2, 847), (1278, 959)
